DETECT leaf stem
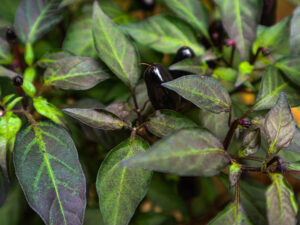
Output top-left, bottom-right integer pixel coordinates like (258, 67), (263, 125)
(130, 88), (143, 124)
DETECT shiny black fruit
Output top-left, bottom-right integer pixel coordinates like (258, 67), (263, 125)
(144, 64), (180, 110)
(261, 0), (276, 26)
(209, 20), (225, 48)
(138, 0), (156, 11)
(6, 27), (17, 42)
(12, 76), (23, 87)
(172, 46), (195, 64)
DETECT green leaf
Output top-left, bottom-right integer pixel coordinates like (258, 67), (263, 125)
(2, 94), (15, 105)
(44, 56), (110, 90)
(290, 6), (300, 56)
(229, 163), (241, 189)
(238, 129), (261, 157)
(208, 203), (252, 225)
(212, 67), (238, 83)
(254, 66), (300, 110)
(92, 1), (140, 87)
(163, 75), (232, 113)
(84, 208), (104, 225)
(163, 0), (209, 39)
(275, 56), (300, 86)
(146, 110), (197, 137)
(6, 96), (22, 111)
(63, 108), (128, 130)
(253, 16), (291, 54)
(215, 0), (262, 60)
(198, 110), (229, 141)
(33, 97), (65, 126)
(21, 79), (36, 97)
(123, 15), (204, 55)
(37, 51), (73, 68)
(0, 164), (8, 207)
(0, 112), (22, 141)
(283, 127), (300, 153)
(13, 121), (86, 225)
(0, 66), (19, 79)
(96, 136), (152, 225)
(266, 174), (298, 225)
(169, 57), (208, 75)
(59, 0), (82, 8)
(63, 17), (97, 58)
(0, 38), (12, 65)
(0, 0), (21, 23)
(14, 0), (62, 44)
(265, 93), (295, 155)
(123, 128), (231, 176)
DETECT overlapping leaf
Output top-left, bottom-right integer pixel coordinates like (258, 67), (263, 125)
(63, 17), (97, 58)
(13, 122), (86, 225)
(215, 0), (262, 60)
(0, 66), (19, 79)
(44, 56), (110, 90)
(290, 6), (300, 56)
(123, 128), (231, 176)
(169, 57), (208, 75)
(63, 108), (128, 130)
(239, 129), (261, 157)
(0, 38), (12, 65)
(266, 174), (298, 225)
(163, 75), (232, 113)
(38, 51), (73, 68)
(275, 57), (300, 86)
(253, 16), (291, 54)
(33, 97), (65, 127)
(96, 136), (152, 225)
(198, 110), (229, 141)
(265, 93), (295, 155)
(163, 0), (209, 38)
(14, 0), (62, 44)
(123, 15), (204, 55)
(254, 66), (300, 110)
(283, 127), (300, 153)
(92, 2), (140, 87)
(208, 203), (252, 225)
(146, 110), (197, 137)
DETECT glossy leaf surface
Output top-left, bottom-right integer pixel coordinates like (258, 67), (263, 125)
(163, 0), (209, 38)
(63, 108), (127, 130)
(92, 2), (140, 87)
(163, 75), (231, 113)
(239, 129), (260, 157)
(169, 57), (208, 75)
(38, 51), (73, 68)
(124, 15), (204, 55)
(97, 136), (152, 225)
(44, 56), (110, 90)
(14, 122), (86, 225)
(265, 93), (295, 155)
(146, 110), (197, 137)
(14, 0), (62, 44)
(266, 174), (298, 225)
(215, 0), (261, 60)
(254, 66), (300, 110)
(123, 128), (230, 176)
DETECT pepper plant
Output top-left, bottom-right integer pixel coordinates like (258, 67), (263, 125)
(1, 0), (300, 225)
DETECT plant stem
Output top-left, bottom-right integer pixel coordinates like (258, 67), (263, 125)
(223, 119), (238, 150)
(229, 45), (236, 67)
(15, 86), (27, 110)
(130, 88), (143, 124)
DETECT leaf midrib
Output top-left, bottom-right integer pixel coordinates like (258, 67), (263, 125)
(33, 125), (67, 225)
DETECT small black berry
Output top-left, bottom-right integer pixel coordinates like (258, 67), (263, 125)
(6, 27), (17, 42)
(12, 76), (23, 87)
(172, 46), (195, 64)
(0, 106), (5, 118)
(144, 63), (180, 110)
(138, 0), (156, 11)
